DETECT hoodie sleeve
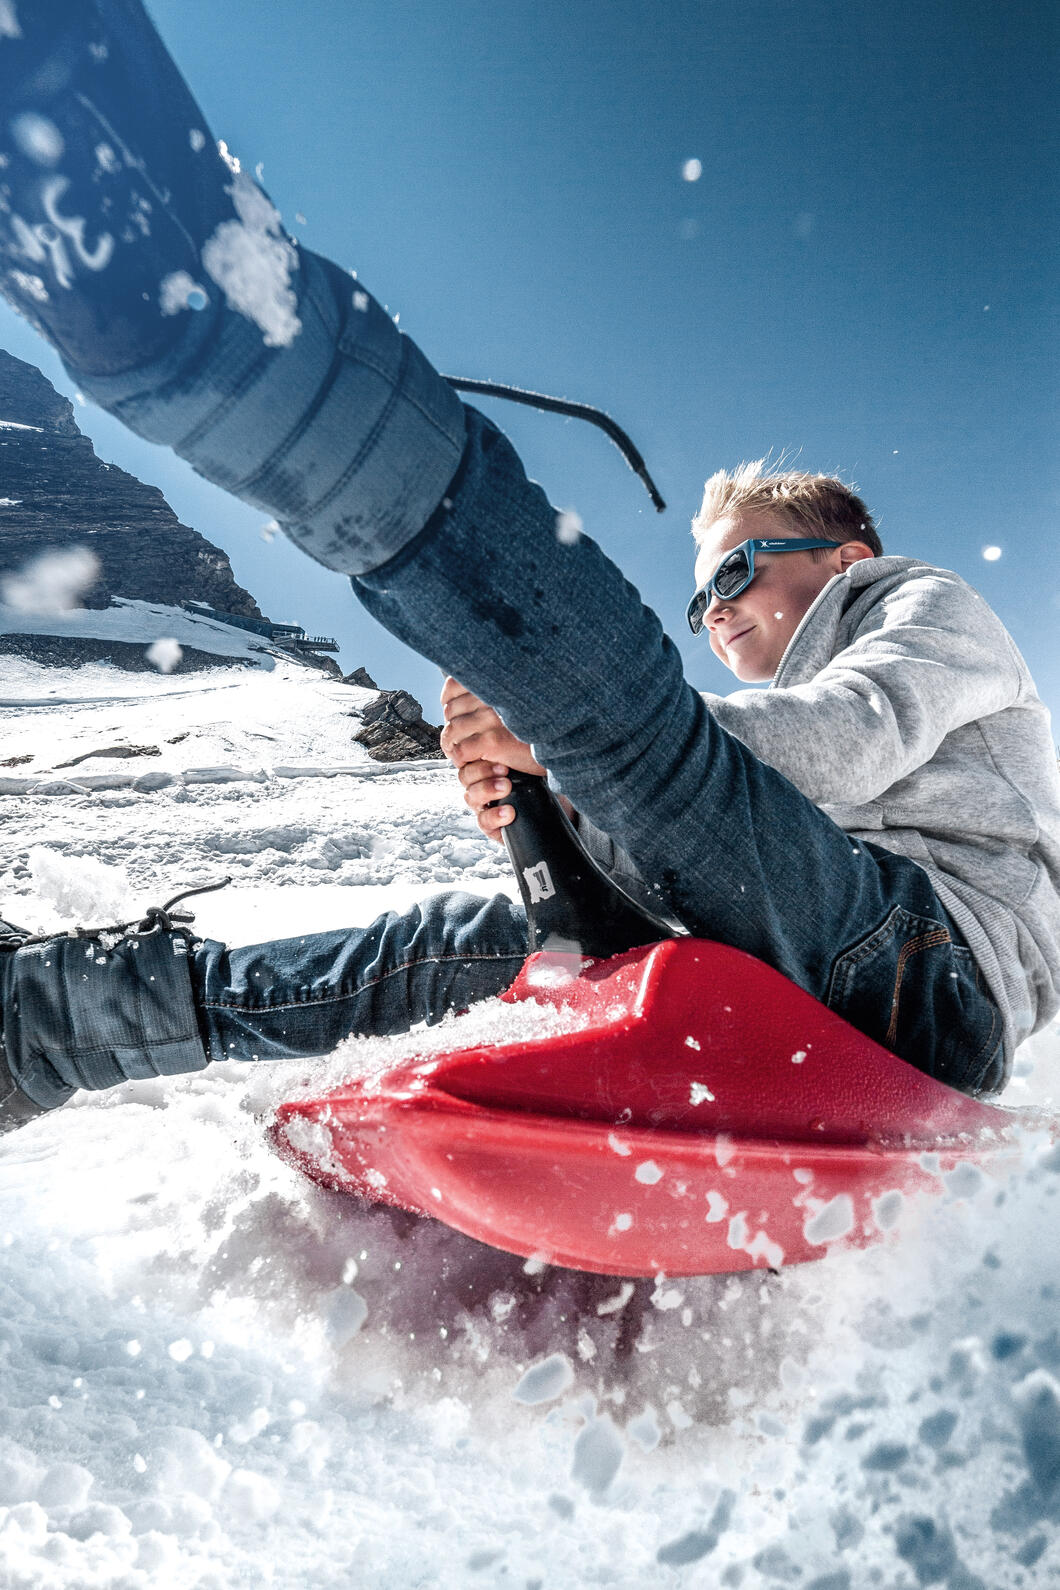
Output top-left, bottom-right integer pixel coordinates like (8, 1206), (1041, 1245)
(702, 571), (1024, 807)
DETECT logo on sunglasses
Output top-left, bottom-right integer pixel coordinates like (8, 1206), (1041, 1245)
(523, 861), (556, 903)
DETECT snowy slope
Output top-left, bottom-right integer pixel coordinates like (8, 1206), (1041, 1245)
(2, 655), (1060, 1589)
(0, 597), (285, 670)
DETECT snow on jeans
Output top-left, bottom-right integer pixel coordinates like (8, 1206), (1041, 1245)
(0, 0), (1003, 1101)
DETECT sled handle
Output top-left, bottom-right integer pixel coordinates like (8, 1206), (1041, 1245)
(497, 770), (677, 958)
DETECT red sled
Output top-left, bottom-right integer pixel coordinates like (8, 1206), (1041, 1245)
(270, 937), (1021, 1277)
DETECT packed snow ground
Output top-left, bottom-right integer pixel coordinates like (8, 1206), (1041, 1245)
(2, 651), (1060, 1589)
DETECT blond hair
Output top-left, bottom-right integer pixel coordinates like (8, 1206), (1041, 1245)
(692, 460), (882, 557)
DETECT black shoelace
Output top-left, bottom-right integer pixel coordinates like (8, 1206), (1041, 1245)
(0, 876), (232, 952)
(443, 377), (666, 512)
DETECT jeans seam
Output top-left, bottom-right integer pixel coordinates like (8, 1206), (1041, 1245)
(962, 964), (1002, 1080)
(299, 336), (413, 523)
(884, 927), (951, 1047)
(200, 948), (526, 1014)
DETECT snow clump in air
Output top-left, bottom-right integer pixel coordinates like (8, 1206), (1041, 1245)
(202, 171), (301, 347)
(159, 271), (208, 316)
(555, 509), (583, 546)
(10, 113), (63, 165)
(0, 1), (22, 39)
(682, 157), (703, 182)
(145, 637), (183, 673)
(1, 546), (99, 614)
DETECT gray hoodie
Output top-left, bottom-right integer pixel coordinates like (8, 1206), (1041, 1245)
(580, 556), (1060, 1073)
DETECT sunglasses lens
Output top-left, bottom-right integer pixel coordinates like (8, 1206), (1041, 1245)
(712, 548), (750, 599)
(687, 591), (708, 634)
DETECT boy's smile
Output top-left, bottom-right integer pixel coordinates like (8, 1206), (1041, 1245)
(693, 510), (874, 682)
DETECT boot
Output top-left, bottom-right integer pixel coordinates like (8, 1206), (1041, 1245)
(0, 1037), (56, 1136)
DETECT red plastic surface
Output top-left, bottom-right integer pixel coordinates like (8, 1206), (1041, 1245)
(270, 939), (1019, 1276)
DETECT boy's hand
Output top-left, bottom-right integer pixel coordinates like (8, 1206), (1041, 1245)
(440, 677), (545, 845)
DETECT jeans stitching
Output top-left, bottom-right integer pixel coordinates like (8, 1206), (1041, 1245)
(302, 336), (413, 523)
(961, 964), (1002, 1082)
(885, 927), (951, 1047)
(200, 948), (526, 1014)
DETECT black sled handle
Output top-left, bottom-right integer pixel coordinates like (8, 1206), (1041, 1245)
(498, 770), (676, 960)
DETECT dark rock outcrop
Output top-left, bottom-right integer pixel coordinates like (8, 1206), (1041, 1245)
(353, 689), (445, 762)
(0, 348), (260, 615)
(0, 632), (253, 673)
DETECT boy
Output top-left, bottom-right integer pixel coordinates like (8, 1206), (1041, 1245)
(1, 0), (1058, 1133)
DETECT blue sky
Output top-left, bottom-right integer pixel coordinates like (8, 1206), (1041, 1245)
(1, 0), (1056, 721)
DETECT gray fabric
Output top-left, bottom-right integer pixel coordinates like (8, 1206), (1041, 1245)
(575, 556), (1060, 1060)
(713, 557), (1060, 1055)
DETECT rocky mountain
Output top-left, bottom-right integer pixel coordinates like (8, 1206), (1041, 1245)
(0, 348), (260, 615)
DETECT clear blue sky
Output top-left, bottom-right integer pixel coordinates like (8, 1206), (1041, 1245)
(1, 0), (1056, 721)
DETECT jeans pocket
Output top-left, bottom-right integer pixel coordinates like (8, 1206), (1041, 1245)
(827, 906), (1004, 1094)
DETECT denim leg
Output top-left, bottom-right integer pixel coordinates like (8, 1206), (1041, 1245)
(0, 929), (207, 1110)
(191, 892), (527, 1064)
(0, 0), (465, 575)
(354, 413), (1005, 1093)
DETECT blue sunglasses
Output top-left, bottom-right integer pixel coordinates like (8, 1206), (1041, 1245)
(686, 538), (841, 635)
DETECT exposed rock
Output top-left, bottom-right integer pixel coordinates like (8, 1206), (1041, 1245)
(0, 633), (251, 673)
(0, 349), (261, 616)
(353, 688), (445, 763)
(343, 665), (379, 690)
(56, 745), (161, 768)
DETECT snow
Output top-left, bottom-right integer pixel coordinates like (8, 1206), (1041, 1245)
(1, 548), (99, 615)
(0, 0), (21, 40)
(2, 642), (1060, 1585)
(202, 172), (301, 347)
(0, 596), (280, 666)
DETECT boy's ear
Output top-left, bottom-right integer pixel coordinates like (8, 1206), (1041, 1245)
(838, 541), (876, 571)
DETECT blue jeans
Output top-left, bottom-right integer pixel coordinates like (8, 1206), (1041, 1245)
(0, 0), (1005, 1103)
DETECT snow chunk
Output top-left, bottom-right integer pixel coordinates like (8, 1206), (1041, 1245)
(682, 157), (703, 181)
(689, 1081), (714, 1104)
(627, 1406), (662, 1451)
(145, 636), (183, 673)
(596, 1282), (634, 1317)
(0, 1), (22, 40)
(11, 112), (63, 165)
(325, 1285), (368, 1347)
(202, 172), (301, 347)
(1013, 1369), (1060, 1498)
(512, 1353), (574, 1406)
(872, 1189), (904, 1231)
(634, 1159), (663, 1185)
(944, 1162), (984, 1201)
(571, 1414), (624, 1494)
(2, 546), (99, 615)
(148, 1427), (231, 1500)
(37, 1462), (93, 1510)
(159, 270), (208, 315)
(555, 509), (583, 545)
(224, 1468), (281, 1523)
(803, 1193), (855, 1246)
(705, 1190), (728, 1223)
